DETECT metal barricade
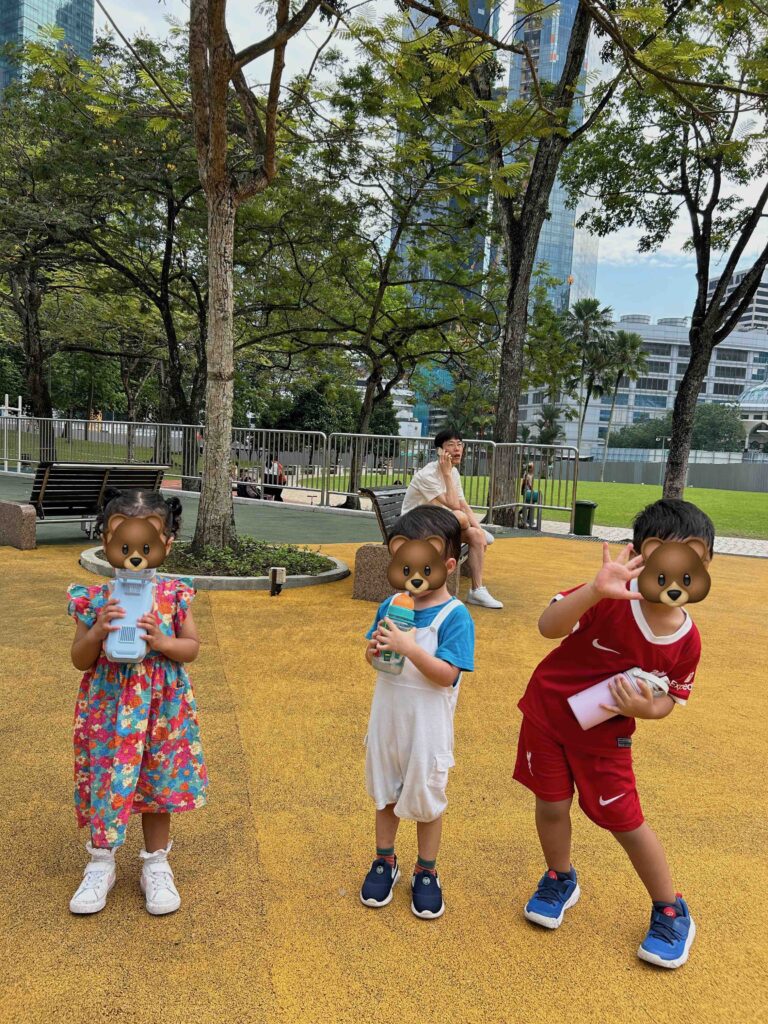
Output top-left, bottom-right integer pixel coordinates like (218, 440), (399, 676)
(229, 428), (327, 501)
(325, 433), (495, 513)
(0, 415), (580, 530)
(488, 443), (579, 531)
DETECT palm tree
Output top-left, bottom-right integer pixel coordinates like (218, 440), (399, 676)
(536, 403), (566, 446)
(564, 298), (615, 452)
(600, 330), (647, 481)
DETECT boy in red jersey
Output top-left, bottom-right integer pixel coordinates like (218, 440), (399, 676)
(514, 499), (714, 969)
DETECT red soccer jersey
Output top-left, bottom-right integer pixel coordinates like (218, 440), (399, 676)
(519, 580), (701, 750)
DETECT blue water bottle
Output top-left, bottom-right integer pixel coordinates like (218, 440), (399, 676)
(104, 571), (156, 663)
(374, 593), (415, 676)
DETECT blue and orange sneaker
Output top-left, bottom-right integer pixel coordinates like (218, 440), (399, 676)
(411, 869), (445, 919)
(360, 856), (400, 908)
(637, 895), (696, 969)
(524, 867), (580, 929)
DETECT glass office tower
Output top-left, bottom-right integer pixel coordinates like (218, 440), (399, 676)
(1, 0), (94, 90)
(507, 1), (598, 310)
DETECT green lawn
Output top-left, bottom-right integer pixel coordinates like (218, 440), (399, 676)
(2, 430), (765, 538)
(546, 481), (768, 539)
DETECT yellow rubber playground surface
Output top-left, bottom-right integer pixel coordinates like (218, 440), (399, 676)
(1, 538), (766, 1024)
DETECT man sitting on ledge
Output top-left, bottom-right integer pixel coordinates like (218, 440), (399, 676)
(402, 429), (503, 609)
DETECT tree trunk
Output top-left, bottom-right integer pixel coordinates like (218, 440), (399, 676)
(9, 265), (56, 461)
(342, 372), (380, 510)
(600, 382), (619, 483)
(193, 188), (237, 550)
(126, 400), (136, 463)
(482, 3), (592, 525)
(576, 380), (593, 454)
(664, 332), (713, 498)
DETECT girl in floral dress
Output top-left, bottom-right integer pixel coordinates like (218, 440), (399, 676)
(67, 490), (207, 916)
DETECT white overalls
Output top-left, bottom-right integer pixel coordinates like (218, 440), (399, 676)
(365, 598), (462, 822)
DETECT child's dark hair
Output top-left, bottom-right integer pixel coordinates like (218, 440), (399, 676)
(388, 505), (462, 562)
(633, 498), (715, 558)
(434, 427), (462, 449)
(96, 489), (183, 539)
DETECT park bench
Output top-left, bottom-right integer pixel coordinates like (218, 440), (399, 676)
(352, 486), (469, 602)
(0, 462), (167, 550)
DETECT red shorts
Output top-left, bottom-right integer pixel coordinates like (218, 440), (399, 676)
(513, 716), (644, 832)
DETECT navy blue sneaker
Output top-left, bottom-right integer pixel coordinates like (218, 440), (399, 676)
(524, 868), (580, 929)
(411, 869), (445, 919)
(638, 895), (696, 969)
(360, 857), (400, 908)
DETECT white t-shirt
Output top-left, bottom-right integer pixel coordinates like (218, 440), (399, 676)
(402, 461), (465, 514)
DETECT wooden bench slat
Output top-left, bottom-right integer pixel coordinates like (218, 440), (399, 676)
(360, 486), (469, 564)
(26, 463), (168, 524)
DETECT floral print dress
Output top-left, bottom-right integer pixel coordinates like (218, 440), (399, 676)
(67, 577), (208, 849)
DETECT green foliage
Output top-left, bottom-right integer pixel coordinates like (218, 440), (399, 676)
(563, 298), (616, 449)
(535, 403), (566, 447)
(161, 538), (335, 578)
(274, 376), (360, 435)
(369, 399), (400, 438)
(0, 337), (24, 398)
(611, 404), (745, 452)
(0, 34), (207, 421)
(524, 271), (579, 400)
(561, 1), (768, 488)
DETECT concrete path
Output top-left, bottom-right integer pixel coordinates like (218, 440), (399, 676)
(2, 471), (765, 555)
(540, 517), (768, 557)
(1, 538), (766, 1024)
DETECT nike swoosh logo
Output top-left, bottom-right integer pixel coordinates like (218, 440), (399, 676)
(592, 639), (621, 655)
(599, 793), (626, 806)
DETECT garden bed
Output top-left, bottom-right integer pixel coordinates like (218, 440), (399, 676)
(79, 539), (349, 591)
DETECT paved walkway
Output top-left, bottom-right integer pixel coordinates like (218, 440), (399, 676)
(1, 538), (765, 1024)
(1, 471), (765, 555)
(540, 517), (768, 557)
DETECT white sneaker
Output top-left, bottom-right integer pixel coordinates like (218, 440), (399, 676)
(69, 842), (116, 915)
(482, 529), (495, 546)
(467, 586), (504, 609)
(139, 843), (181, 915)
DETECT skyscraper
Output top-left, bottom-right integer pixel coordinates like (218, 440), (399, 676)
(507, 1), (598, 310)
(1, 0), (94, 90)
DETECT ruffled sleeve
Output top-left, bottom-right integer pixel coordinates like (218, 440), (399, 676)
(173, 578), (196, 632)
(67, 583), (108, 627)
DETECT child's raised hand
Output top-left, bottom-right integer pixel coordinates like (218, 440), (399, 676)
(92, 598), (124, 641)
(592, 543), (644, 601)
(138, 613), (168, 654)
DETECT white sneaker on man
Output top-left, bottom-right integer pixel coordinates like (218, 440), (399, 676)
(482, 529), (495, 546)
(140, 843), (181, 915)
(467, 586), (503, 609)
(69, 842), (116, 914)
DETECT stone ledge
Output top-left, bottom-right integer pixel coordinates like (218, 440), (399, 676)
(79, 546), (350, 591)
(0, 500), (36, 550)
(352, 542), (461, 602)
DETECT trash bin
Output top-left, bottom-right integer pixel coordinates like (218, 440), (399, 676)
(573, 499), (597, 536)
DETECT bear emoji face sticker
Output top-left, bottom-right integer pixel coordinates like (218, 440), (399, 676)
(638, 538), (711, 607)
(387, 535), (448, 595)
(103, 514), (171, 572)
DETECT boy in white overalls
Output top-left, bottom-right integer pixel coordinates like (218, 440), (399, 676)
(361, 506), (475, 919)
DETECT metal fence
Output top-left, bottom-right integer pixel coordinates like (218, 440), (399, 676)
(587, 446), (767, 465)
(0, 414), (579, 525)
(489, 443), (580, 531)
(325, 433), (496, 511)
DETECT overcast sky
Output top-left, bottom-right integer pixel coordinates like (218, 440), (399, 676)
(101, 1), (765, 323)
